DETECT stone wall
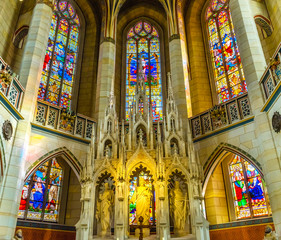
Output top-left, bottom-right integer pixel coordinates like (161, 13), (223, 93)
(65, 169), (81, 226)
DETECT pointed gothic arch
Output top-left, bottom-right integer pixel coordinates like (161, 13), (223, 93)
(124, 19), (164, 121)
(203, 142), (262, 193)
(25, 147), (82, 181)
(204, 0), (248, 104)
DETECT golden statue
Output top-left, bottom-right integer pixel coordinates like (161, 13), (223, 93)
(170, 181), (188, 234)
(130, 178), (152, 237)
(96, 183), (114, 237)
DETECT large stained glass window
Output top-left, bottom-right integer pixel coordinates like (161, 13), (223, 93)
(206, 0), (247, 103)
(229, 155), (271, 220)
(18, 158), (64, 222)
(125, 21), (163, 122)
(38, 0), (80, 109)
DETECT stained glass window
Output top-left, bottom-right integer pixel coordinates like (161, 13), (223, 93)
(18, 158), (64, 222)
(229, 155), (271, 220)
(206, 0), (247, 103)
(38, 0), (80, 110)
(129, 171), (155, 225)
(125, 21), (163, 122)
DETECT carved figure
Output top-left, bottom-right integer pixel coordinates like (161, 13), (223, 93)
(171, 181), (187, 232)
(130, 178), (152, 225)
(96, 183), (114, 236)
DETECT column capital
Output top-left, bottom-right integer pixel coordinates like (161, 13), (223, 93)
(36, 0), (55, 9)
(169, 34), (180, 42)
(101, 37), (115, 45)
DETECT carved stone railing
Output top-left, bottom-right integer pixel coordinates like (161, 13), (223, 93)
(34, 101), (95, 140)
(190, 94), (252, 139)
(260, 43), (281, 101)
(0, 56), (24, 111)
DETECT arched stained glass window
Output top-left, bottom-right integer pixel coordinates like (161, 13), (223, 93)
(18, 158), (64, 222)
(229, 155), (271, 219)
(206, 0), (247, 103)
(38, 0), (80, 109)
(125, 21), (163, 121)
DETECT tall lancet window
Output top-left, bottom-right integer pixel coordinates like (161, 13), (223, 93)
(37, 0), (80, 109)
(206, 0), (247, 103)
(125, 21), (163, 122)
(229, 155), (271, 220)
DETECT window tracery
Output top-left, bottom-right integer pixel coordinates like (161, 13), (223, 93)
(229, 155), (271, 219)
(206, 0), (247, 103)
(18, 158), (64, 222)
(37, 0), (80, 110)
(125, 20), (163, 121)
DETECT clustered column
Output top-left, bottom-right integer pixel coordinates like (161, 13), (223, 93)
(168, 35), (188, 121)
(229, 0), (281, 236)
(95, 38), (116, 121)
(0, 1), (53, 238)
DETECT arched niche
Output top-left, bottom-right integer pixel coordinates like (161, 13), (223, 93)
(93, 171), (115, 236)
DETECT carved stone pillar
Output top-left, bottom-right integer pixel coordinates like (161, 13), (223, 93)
(115, 180), (126, 240)
(76, 180), (93, 240)
(0, 1), (53, 238)
(157, 180), (170, 240)
(230, 0), (281, 236)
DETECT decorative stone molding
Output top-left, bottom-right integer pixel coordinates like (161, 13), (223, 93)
(169, 34), (180, 42)
(2, 120), (13, 141)
(36, 0), (55, 9)
(272, 112), (281, 133)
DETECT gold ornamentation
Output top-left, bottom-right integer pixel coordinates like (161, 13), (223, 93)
(0, 67), (12, 92)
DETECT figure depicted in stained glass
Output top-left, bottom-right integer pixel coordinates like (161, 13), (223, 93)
(18, 158), (64, 222)
(125, 20), (163, 121)
(206, 0), (247, 103)
(233, 173), (247, 208)
(38, 0), (80, 110)
(229, 155), (270, 220)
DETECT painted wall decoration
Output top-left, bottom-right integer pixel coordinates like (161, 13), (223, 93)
(206, 0), (247, 103)
(125, 21), (163, 122)
(37, 0), (80, 110)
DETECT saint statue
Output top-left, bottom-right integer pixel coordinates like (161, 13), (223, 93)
(96, 183), (114, 237)
(170, 181), (187, 233)
(130, 177), (152, 237)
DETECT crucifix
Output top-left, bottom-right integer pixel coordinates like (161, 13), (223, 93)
(131, 216), (152, 240)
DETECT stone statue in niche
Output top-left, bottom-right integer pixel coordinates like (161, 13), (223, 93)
(130, 177), (152, 237)
(96, 183), (114, 237)
(170, 181), (188, 235)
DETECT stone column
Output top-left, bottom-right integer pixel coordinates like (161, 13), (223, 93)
(95, 39), (116, 121)
(0, 0), (18, 60)
(169, 35), (188, 120)
(230, 0), (281, 236)
(0, 1), (53, 238)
